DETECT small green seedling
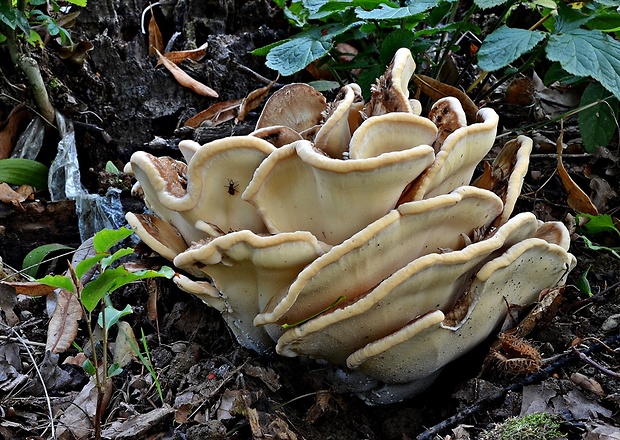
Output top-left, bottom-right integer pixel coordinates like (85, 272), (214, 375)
(38, 227), (173, 440)
(481, 412), (563, 440)
(577, 213), (620, 260)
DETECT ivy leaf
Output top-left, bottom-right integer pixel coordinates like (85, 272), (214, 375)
(477, 26), (547, 72)
(578, 82), (619, 153)
(547, 29), (620, 99)
(265, 28), (333, 76)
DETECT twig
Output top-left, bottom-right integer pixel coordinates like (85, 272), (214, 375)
(0, 335), (47, 348)
(235, 63), (282, 87)
(2, 324), (56, 439)
(415, 334), (620, 440)
(572, 346), (620, 378)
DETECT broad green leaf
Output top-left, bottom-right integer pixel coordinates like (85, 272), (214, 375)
(380, 28), (417, 66)
(252, 40), (286, 57)
(554, 2), (592, 34)
(82, 358), (96, 376)
(38, 274), (75, 293)
(98, 304), (132, 330)
(67, 0), (88, 6)
(93, 227), (134, 253)
(355, 0), (443, 20)
(547, 29), (620, 99)
(81, 266), (173, 312)
(478, 26), (547, 72)
(578, 82), (619, 153)
(587, 13), (620, 32)
(304, 0), (351, 19)
(101, 247), (134, 270)
(265, 26), (338, 76)
(474, 0), (511, 9)
(307, 80), (341, 91)
(0, 158), (48, 189)
(22, 243), (74, 278)
(76, 254), (107, 280)
(577, 213), (620, 237)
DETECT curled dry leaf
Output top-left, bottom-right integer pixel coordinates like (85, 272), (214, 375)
(158, 41), (209, 65)
(237, 78), (278, 122)
(556, 128), (598, 215)
(184, 98), (242, 128)
(413, 74), (479, 124)
(571, 372), (604, 396)
(0, 104), (32, 159)
(155, 48), (218, 98)
(46, 288), (82, 353)
(0, 182), (26, 209)
(2, 281), (55, 297)
(148, 12), (164, 56)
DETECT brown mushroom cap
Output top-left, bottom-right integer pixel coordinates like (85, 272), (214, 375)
(256, 83), (327, 133)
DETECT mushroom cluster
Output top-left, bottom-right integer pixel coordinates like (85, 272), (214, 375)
(124, 48), (576, 404)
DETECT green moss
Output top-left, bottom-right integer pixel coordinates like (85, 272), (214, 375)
(481, 412), (563, 440)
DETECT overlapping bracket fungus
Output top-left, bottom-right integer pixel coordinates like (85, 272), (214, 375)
(125, 48), (576, 404)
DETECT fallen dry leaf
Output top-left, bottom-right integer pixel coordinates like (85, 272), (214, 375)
(2, 281), (55, 297)
(159, 41), (209, 65)
(148, 11), (164, 56)
(413, 74), (479, 124)
(556, 125), (598, 215)
(113, 321), (140, 368)
(571, 372), (604, 396)
(184, 98), (241, 128)
(56, 371), (113, 440)
(237, 78), (278, 122)
(46, 287), (82, 353)
(0, 182), (25, 209)
(0, 104), (32, 159)
(155, 48), (218, 98)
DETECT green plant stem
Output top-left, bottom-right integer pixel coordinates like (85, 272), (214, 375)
(4, 29), (56, 124)
(433, 4), (476, 81)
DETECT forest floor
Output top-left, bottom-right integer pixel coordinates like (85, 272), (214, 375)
(0, 1), (619, 439)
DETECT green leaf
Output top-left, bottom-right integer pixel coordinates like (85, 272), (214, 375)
(576, 213), (620, 237)
(477, 26), (547, 72)
(546, 29), (620, 100)
(474, 0), (511, 9)
(67, 0), (88, 6)
(0, 158), (48, 189)
(554, 2), (592, 34)
(75, 254), (107, 280)
(578, 82), (619, 153)
(576, 266), (593, 297)
(101, 247), (134, 270)
(587, 13), (620, 32)
(81, 266), (173, 312)
(38, 274), (75, 293)
(265, 27), (333, 76)
(380, 28), (417, 66)
(105, 161), (120, 175)
(107, 363), (122, 378)
(93, 227), (134, 253)
(580, 235), (620, 260)
(22, 243), (74, 278)
(98, 304), (132, 330)
(355, 0), (443, 20)
(82, 358), (96, 376)
(306, 80), (341, 91)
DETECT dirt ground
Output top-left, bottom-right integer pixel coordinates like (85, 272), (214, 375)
(0, 0), (619, 439)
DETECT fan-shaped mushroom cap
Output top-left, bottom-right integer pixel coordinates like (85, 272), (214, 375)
(243, 139), (435, 245)
(172, 272), (225, 313)
(346, 230), (576, 386)
(348, 112), (438, 159)
(255, 186), (504, 329)
(178, 139), (202, 162)
(314, 84), (365, 158)
(126, 212), (188, 261)
(399, 106), (500, 204)
(173, 229), (328, 352)
(127, 136), (275, 244)
(365, 48), (418, 116)
(474, 135), (533, 227)
(256, 83), (327, 132)
(275, 212), (539, 364)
